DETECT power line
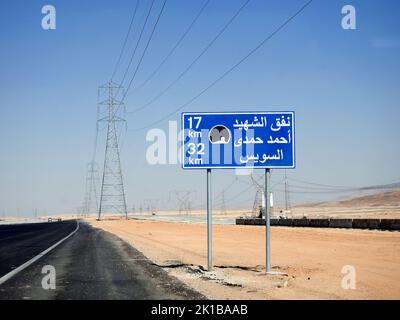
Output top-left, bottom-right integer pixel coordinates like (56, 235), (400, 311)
(213, 175), (238, 200)
(287, 183), (357, 191)
(130, 0), (314, 131)
(220, 191), (227, 215)
(81, 88), (101, 214)
(190, 175), (250, 209)
(192, 174), (292, 211)
(210, 176), (256, 208)
(119, 0), (168, 103)
(116, 0), (156, 96)
(169, 190), (195, 215)
(284, 169), (290, 211)
(216, 182), (255, 208)
(92, 86), (103, 163)
(128, 0), (211, 95)
(127, 0), (251, 115)
(111, 0), (141, 81)
(83, 162), (100, 216)
(217, 174), (381, 208)
(143, 198), (159, 214)
(273, 189), (356, 195)
(288, 177), (400, 191)
(287, 177), (356, 189)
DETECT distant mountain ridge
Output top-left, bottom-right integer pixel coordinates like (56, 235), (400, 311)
(360, 182), (400, 191)
(315, 190), (400, 207)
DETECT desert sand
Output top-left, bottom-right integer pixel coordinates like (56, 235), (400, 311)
(89, 218), (400, 300)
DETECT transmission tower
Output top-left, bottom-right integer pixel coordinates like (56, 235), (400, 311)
(144, 199), (151, 214)
(98, 81), (128, 220)
(251, 174), (264, 218)
(83, 162), (100, 216)
(220, 191), (227, 215)
(169, 190), (195, 215)
(284, 170), (291, 216)
(144, 199), (159, 215)
(251, 189), (263, 218)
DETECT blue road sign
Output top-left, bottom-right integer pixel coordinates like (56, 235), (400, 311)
(182, 112), (295, 169)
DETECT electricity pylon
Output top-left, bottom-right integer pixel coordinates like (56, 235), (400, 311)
(169, 190), (195, 215)
(284, 169), (291, 216)
(144, 199), (159, 215)
(251, 174), (264, 218)
(98, 81), (128, 220)
(83, 162), (100, 216)
(220, 191), (227, 215)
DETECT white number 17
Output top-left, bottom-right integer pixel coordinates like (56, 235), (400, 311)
(188, 116), (202, 129)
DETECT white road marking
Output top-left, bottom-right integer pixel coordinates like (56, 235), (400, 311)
(0, 220), (80, 286)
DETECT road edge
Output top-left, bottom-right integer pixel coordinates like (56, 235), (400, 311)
(0, 220), (80, 286)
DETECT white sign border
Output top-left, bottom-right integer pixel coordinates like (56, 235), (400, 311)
(181, 111), (296, 170)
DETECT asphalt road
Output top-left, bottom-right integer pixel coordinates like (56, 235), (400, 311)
(0, 221), (204, 300)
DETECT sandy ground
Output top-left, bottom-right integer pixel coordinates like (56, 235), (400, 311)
(89, 218), (400, 300)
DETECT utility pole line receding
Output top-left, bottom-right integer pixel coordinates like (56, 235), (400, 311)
(284, 170), (288, 211)
(284, 169), (291, 215)
(98, 81), (128, 220)
(220, 191), (227, 215)
(169, 190), (195, 215)
(83, 162), (100, 216)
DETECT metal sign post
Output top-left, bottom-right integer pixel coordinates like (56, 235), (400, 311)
(265, 168), (271, 272)
(207, 169), (212, 271)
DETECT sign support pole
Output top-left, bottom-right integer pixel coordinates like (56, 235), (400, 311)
(207, 168), (212, 271)
(265, 168), (271, 272)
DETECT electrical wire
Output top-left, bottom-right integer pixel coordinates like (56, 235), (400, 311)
(119, 0), (168, 103)
(116, 0), (156, 97)
(127, 0), (251, 115)
(130, 0), (314, 131)
(128, 0), (211, 95)
(111, 0), (140, 81)
(287, 177), (355, 189)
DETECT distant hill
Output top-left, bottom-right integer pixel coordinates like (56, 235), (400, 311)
(315, 190), (400, 207)
(360, 182), (400, 191)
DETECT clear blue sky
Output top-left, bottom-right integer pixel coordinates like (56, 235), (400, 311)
(0, 0), (399, 216)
